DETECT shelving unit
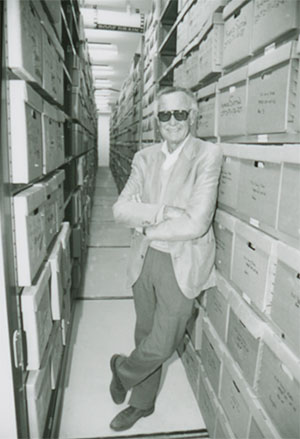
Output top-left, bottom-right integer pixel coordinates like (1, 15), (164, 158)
(0, 0), (98, 437)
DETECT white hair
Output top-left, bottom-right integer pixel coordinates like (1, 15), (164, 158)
(154, 86), (198, 116)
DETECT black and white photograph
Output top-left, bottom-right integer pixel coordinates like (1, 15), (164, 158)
(0, 0), (299, 438)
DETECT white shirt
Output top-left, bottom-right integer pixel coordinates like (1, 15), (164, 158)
(149, 135), (190, 252)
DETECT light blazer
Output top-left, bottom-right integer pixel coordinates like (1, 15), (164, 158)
(113, 136), (223, 299)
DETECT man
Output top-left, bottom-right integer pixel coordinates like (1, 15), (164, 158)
(110, 86), (222, 431)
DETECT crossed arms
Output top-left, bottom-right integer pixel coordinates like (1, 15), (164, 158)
(113, 147), (222, 241)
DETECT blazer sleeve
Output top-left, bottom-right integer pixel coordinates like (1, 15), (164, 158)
(112, 151), (161, 228)
(146, 145), (223, 241)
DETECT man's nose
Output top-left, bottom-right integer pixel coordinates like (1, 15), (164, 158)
(169, 114), (177, 125)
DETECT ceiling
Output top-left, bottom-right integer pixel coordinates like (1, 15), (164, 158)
(80, 0), (153, 113)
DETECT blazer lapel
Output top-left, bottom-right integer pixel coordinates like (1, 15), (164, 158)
(144, 144), (165, 203)
(163, 136), (198, 203)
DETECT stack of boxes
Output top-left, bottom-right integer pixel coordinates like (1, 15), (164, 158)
(174, 1), (300, 438)
(6, 0), (97, 436)
(110, 53), (143, 192)
(141, 2), (161, 145)
(181, 142), (300, 438)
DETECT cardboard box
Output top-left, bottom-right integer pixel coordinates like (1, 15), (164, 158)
(219, 361), (251, 439)
(54, 170), (65, 227)
(256, 328), (300, 439)
(278, 146), (300, 243)
(231, 220), (277, 312)
(218, 66), (248, 137)
(196, 83), (218, 138)
(201, 317), (225, 395)
(42, 0), (62, 41)
(213, 209), (237, 280)
(180, 335), (201, 395)
(186, 305), (206, 350)
(214, 409), (235, 439)
(26, 353), (52, 439)
(270, 242), (300, 356)
(48, 240), (64, 320)
(61, 287), (72, 346)
(14, 186), (47, 286)
(252, 0), (300, 52)
(218, 144), (241, 212)
(35, 170), (65, 248)
(205, 272), (230, 342)
(197, 13), (224, 83)
(222, 0), (253, 68)
(21, 263), (53, 370)
(248, 417), (264, 439)
(50, 323), (64, 389)
(227, 289), (265, 386)
(42, 101), (65, 173)
(42, 101), (65, 174)
(236, 145), (282, 229)
(58, 223), (72, 290)
(9, 81), (43, 183)
(247, 41), (300, 135)
(71, 123), (84, 156)
(6, 0), (43, 84)
(197, 368), (219, 438)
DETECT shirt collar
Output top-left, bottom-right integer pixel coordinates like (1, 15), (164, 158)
(161, 134), (191, 159)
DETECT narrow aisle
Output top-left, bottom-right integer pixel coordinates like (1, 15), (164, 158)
(59, 168), (207, 438)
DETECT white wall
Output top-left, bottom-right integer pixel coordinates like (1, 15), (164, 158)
(97, 114), (110, 167)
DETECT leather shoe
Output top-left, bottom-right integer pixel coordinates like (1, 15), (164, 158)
(110, 354), (126, 404)
(110, 406), (155, 431)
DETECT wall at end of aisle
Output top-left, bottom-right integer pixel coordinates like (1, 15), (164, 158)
(97, 114), (110, 167)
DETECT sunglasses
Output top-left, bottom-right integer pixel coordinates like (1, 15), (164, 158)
(157, 110), (190, 122)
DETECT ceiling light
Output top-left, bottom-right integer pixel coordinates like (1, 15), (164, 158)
(88, 43), (118, 52)
(95, 79), (113, 87)
(95, 89), (111, 95)
(92, 65), (115, 77)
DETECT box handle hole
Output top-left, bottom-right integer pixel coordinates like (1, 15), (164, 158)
(248, 242), (256, 251)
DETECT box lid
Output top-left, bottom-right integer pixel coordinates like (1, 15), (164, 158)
(202, 316), (226, 358)
(26, 347), (51, 399)
(9, 80), (43, 112)
(35, 174), (58, 196)
(214, 209), (237, 232)
(220, 143), (243, 157)
(59, 222), (71, 247)
(215, 271), (233, 301)
(229, 288), (266, 338)
(235, 219), (277, 254)
(263, 326), (300, 383)
(248, 41), (298, 77)
(196, 82), (218, 100)
(281, 145), (300, 164)
(53, 169), (66, 186)
(277, 241), (300, 273)
(235, 144), (284, 163)
(218, 65), (248, 90)
(14, 185), (47, 215)
(222, 0), (251, 20)
(48, 241), (63, 272)
(22, 263), (51, 312)
(37, 4), (65, 60)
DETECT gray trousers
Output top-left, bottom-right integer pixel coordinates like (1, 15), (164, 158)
(117, 247), (194, 410)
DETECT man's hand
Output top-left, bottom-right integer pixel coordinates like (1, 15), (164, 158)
(163, 206), (185, 220)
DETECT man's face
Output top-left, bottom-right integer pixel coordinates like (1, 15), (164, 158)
(157, 92), (192, 149)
